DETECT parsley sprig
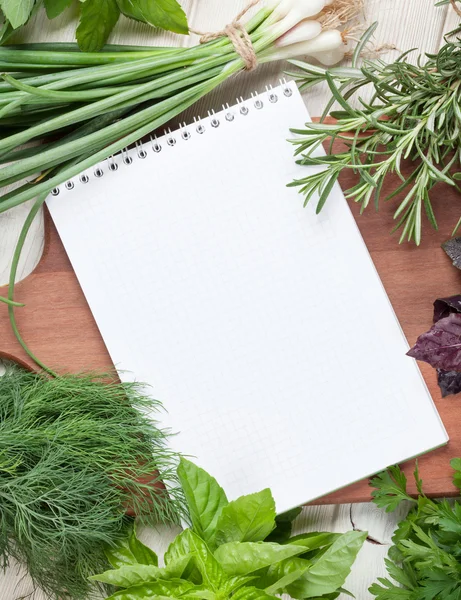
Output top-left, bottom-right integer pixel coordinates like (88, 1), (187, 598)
(369, 461), (461, 598)
(288, 27), (461, 245)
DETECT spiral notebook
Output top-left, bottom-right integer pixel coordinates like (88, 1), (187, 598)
(47, 81), (447, 511)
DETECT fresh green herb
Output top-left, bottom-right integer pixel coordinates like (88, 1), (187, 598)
(0, 365), (185, 600)
(93, 459), (366, 600)
(370, 461), (461, 599)
(264, 507), (303, 543)
(0, 1), (352, 214)
(0, 0), (188, 50)
(288, 27), (461, 245)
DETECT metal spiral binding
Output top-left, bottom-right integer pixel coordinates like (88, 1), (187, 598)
(50, 82), (292, 196)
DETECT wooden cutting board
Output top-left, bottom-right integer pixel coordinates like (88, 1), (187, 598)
(1, 142), (461, 505)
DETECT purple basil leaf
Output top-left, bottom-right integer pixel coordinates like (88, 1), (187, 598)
(407, 313), (461, 370)
(433, 295), (461, 323)
(437, 369), (461, 397)
(442, 237), (461, 270)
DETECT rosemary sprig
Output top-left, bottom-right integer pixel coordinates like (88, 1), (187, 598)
(288, 28), (461, 245)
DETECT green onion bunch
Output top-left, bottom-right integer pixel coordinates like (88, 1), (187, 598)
(0, 0), (362, 363)
(0, 366), (184, 600)
(0, 0), (355, 214)
(288, 26), (461, 245)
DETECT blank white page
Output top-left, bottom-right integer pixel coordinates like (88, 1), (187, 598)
(47, 82), (447, 511)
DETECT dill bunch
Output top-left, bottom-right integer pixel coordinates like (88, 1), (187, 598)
(288, 28), (461, 245)
(0, 365), (184, 600)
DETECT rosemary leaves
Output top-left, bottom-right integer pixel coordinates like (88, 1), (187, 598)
(289, 28), (461, 245)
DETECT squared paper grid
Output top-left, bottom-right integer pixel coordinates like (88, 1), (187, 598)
(47, 82), (447, 512)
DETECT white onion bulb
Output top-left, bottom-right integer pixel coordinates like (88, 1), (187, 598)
(276, 19), (322, 48)
(264, 29), (344, 62)
(308, 45), (346, 65)
(267, 0), (327, 28)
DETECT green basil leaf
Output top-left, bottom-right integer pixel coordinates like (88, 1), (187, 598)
(164, 533), (201, 584)
(182, 588), (216, 600)
(287, 533), (342, 551)
(116, 0), (188, 34)
(287, 531), (366, 598)
(90, 564), (163, 587)
(44, 0), (73, 19)
(164, 555), (194, 579)
(302, 594), (340, 600)
(214, 542), (306, 576)
(128, 529), (158, 566)
(165, 529), (199, 564)
(265, 567), (310, 595)
(265, 507), (302, 543)
(105, 537), (139, 569)
(215, 489), (276, 546)
(0, 0), (34, 28)
(165, 529), (225, 590)
(264, 523), (292, 543)
(107, 579), (195, 600)
(0, 16), (14, 44)
(277, 508), (303, 524)
(177, 459), (228, 546)
(192, 538), (226, 590)
(92, 554), (193, 588)
(219, 575), (258, 595)
(76, 0), (120, 52)
(230, 586), (279, 600)
(261, 558), (311, 594)
(337, 588), (355, 598)
(105, 528), (158, 568)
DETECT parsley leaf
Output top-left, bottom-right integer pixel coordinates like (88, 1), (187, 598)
(0, 0), (35, 28)
(437, 500), (461, 537)
(117, 0), (188, 35)
(369, 577), (414, 599)
(418, 569), (461, 600)
(414, 462), (424, 495)
(370, 462), (461, 599)
(44, 0), (73, 19)
(370, 466), (415, 512)
(76, 0), (120, 52)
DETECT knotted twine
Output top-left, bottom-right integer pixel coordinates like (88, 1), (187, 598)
(451, 0), (461, 18)
(191, 0), (261, 71)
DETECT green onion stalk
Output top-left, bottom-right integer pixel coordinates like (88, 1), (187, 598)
(0, 0), (358, 367)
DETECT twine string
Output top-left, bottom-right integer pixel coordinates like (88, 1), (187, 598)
(191, 0), (261, 71)
(451, 0), (461, 17)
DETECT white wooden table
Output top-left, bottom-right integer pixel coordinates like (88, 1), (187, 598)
(0, 1), (458, 597)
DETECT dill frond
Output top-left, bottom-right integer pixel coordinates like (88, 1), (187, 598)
(0, 366), (185, 599)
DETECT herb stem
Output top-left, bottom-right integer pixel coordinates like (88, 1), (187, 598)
(7, 193), (57, 376)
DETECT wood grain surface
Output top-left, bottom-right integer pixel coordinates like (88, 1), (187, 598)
(1, 144), (460, 504)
